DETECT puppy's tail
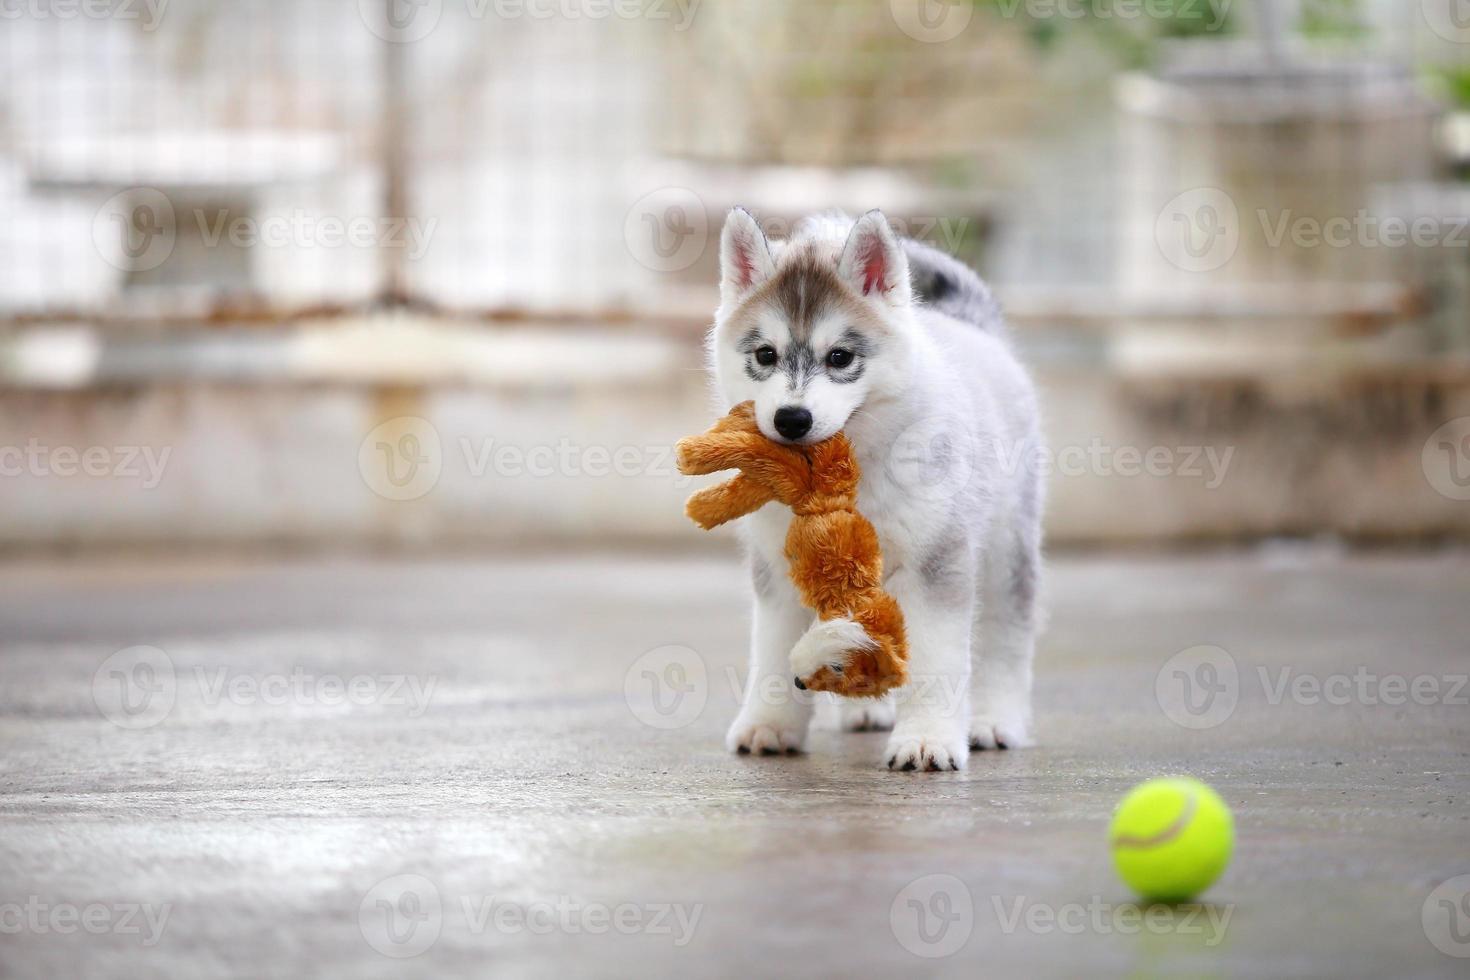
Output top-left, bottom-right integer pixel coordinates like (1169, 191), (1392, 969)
(903, 238), (1003, 334)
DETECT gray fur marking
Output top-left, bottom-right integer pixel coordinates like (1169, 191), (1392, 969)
(751, 554), (776, 597)
(903, 238), (1004, 333)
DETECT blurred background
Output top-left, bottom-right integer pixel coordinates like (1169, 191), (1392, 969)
(3, 0), (1470, 551)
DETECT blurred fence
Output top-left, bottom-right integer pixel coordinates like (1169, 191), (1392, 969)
(4, 1), (1470, 550)
(2, 0), (1470, 345)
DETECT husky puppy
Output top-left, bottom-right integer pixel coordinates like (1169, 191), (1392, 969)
(708, 209), (1044, 772)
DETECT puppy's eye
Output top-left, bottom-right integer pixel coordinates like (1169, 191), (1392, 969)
(754, 345), (778, 367)
(826, 348), (855, 369)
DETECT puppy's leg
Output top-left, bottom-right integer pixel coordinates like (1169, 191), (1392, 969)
(883, 568), (973, 772)
(835, 695), (895, 732)
(971, 510), (1041, 751)
(726, 558), (815, 755)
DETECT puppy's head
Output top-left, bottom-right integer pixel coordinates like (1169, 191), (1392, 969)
(710, 209), (914, 445)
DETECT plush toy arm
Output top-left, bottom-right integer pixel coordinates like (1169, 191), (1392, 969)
(684, 473), (775, 530)
(675, 405), (816, 511)
(674, 427), (770, 477)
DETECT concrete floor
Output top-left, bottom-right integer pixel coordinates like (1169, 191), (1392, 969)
(1, 551), (1468, 978)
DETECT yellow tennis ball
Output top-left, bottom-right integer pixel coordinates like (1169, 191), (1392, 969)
(1109, 777), (1233, 902)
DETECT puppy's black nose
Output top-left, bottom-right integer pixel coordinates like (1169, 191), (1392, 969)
(773, 407), (813, 441)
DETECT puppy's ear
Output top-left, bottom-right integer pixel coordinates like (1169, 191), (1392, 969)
(719, 208), (774, 307)
(837, 210), (910, 307)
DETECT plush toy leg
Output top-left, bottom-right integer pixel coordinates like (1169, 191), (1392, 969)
(783, 511), (909, 698)
(684, 474), (775, 530)
(792, 593), (908, 698)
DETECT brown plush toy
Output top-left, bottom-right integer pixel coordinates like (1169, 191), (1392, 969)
(674, 402), (908, 698)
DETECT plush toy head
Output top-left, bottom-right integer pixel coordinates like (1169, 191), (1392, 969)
(676, 403), (908, 698)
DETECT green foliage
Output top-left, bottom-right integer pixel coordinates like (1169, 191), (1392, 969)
(1298, 0), (1369, 41)
(969, 0), (1235, 68)
(1427, 65), (1470, 110)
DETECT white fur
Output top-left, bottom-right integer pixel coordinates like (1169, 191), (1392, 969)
(712, 209), (1045, 772)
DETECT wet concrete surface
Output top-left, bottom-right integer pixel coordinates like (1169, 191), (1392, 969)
(1, 551), (1468, 978)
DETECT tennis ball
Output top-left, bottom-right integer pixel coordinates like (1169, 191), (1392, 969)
(1109, 777), (1233, 902)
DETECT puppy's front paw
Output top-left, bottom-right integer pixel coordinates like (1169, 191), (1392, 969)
(884, 721), (968, 773)
(726, 712), (808, 756)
